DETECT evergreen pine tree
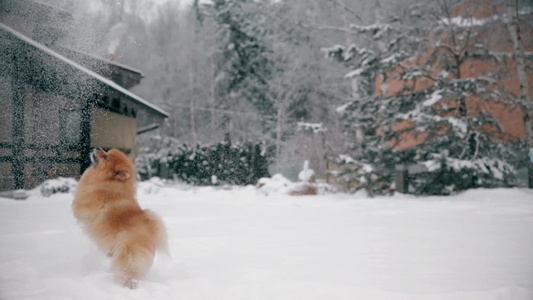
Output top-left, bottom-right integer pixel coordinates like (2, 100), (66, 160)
(203, 0), (275, 135)
(325, 2), (523, 195)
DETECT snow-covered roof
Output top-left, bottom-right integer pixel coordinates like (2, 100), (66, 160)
(56, 45), (144, 76)
(0, 22), (168, 118)
(28, 0), (72, 16)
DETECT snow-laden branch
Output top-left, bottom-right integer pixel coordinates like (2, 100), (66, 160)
(297, 122), (327, 133)
(439, 15), (499, 28)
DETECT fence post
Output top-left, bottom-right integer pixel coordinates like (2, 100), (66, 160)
(395, 164), (409, 194)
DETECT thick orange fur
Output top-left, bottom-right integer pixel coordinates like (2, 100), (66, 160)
(72, 149), (168, 289)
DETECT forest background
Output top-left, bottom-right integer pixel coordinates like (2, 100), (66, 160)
(47, 0), (533, 194)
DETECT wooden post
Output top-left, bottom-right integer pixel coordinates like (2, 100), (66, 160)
(395, 164), (409, 193)
(79, 97), (92, 173)
(11, 76), (26, 190)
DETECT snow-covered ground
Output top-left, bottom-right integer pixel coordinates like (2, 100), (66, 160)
(1, 181), (533, 300)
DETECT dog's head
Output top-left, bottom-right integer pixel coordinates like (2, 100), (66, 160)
(86, 148), (135, 183)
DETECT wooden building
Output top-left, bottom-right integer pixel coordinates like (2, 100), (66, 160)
(0, 0), (168, 191)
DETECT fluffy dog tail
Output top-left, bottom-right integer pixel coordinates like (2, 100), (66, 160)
(111, 210), (168, 288)
(112, 239), (154, 289)
(144, 209), (169, 255)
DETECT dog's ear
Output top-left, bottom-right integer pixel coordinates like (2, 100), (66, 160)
(113, 170), (130, 181)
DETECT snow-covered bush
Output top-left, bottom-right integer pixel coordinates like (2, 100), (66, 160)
(40, 177), (78, 197)
(329, 153), (395, 197)
(258, 174), (339, 196)
(257, 174), (293, 195)
(410, 153), (517, 195)
(136, 136), (270, 186)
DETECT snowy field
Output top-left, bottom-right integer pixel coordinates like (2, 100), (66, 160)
(1, 181), (533, 300)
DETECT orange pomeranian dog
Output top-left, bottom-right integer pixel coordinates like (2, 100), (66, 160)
(72, 148), (168, 289)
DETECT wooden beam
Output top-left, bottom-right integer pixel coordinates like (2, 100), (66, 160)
(94, 95), (136, 118)
(11, 76), (26, 189)
(79, 97), (92, 173)
(137, 123), (161, 135)
(0, 143), (80, 151)
(0, 156), (81, 163)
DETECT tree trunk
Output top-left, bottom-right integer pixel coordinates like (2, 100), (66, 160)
(188, 63), (197, 147)
(276, 104), (283, 158)
(209, 55), (217, 137)
(188, 28), (198, 147)
(374, 0), (386, 52)
(506, 0), (533, 187)
(338, 0), (359, 101)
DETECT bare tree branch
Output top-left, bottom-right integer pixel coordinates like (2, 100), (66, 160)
(326, 0), (363, 22)
(296, 22), (360, 34)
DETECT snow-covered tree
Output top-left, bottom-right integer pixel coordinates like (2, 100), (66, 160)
(201, 0), (275, 139)
(324, 2), (435, 194)
(326, 0), (526, 195)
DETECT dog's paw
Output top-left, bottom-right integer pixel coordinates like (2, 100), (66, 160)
(124, 278), (138, 289)
(117, 273), (138, 289)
